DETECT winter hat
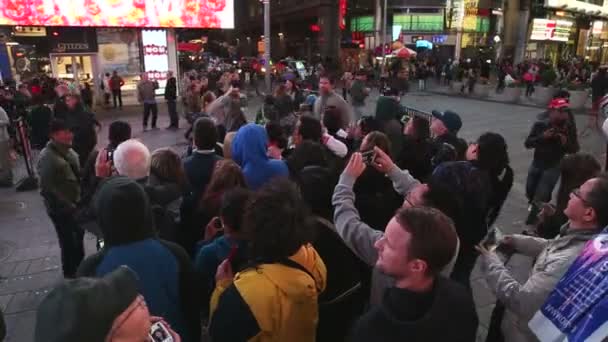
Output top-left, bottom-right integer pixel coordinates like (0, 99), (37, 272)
(35, 266), (140, 342)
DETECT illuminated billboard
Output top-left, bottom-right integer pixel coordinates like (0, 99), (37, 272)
(530, 19), (573, 42)
(0, 0), (234, 28)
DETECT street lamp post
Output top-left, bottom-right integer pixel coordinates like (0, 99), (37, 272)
(263, 0), (271, 94)
(382, 0), (387, 61)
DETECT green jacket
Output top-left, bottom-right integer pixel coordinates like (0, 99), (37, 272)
(37, 141), (81, 213)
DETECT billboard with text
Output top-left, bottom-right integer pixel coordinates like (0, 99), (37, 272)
(0, 0), (234, 28)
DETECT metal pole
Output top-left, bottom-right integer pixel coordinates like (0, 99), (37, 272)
(263, 0), (271, 94)
(382, 0), (387, 61)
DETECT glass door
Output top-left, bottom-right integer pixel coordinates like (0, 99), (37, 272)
(51, 55), (96, 89)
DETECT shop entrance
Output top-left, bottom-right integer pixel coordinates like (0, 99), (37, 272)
(50, 54), (98, 88)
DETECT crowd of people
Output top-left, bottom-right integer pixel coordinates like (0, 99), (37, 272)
(0, 61), (607, 342)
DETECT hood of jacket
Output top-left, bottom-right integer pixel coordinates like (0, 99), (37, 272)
(375, 96), (402, 122)
(231, 123), (269, 167)
(259, 244), (327, 299)
(94, 176), (155, 247)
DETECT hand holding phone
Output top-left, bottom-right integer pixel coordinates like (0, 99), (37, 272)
(361, 150), (376, 165)
(149, 321), (175, 342)
(204, 217), (223, 242)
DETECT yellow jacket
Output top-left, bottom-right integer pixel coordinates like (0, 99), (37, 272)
(209, 244), (327, 342)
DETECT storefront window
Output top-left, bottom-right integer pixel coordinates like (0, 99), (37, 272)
(8, 45), (52, 81)
(97, 28), (142, 92)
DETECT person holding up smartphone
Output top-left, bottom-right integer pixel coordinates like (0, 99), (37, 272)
(194, 189), (252, 315)
(524, 98), (579, 225)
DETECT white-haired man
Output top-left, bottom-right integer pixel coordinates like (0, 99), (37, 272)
(96, 139), (150, 181)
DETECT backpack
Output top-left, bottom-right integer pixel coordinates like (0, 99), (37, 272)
(151, 197), (182, 243)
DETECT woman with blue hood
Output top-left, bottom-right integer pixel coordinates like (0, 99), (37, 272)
(232, 124), (289, 190)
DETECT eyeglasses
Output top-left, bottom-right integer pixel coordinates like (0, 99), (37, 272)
(571, 188), (591, 207)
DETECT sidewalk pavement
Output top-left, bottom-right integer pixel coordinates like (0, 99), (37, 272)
(423, 80), (593, 111)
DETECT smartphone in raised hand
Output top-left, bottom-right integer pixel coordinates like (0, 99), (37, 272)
(149, 321), (174, 342)
(361, 150), (376, 165)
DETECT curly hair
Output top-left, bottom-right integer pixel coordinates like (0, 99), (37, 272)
(244, 178), (314, 260)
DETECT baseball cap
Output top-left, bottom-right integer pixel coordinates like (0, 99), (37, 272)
(548, 98), (569, 109)
(35, 266), (140, 342)
(432, 110), (463, 133)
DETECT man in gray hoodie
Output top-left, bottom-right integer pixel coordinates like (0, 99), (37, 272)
(137, 73), (159, 131)
(332, 146), (460, 306)
(314, 75), (354, 128)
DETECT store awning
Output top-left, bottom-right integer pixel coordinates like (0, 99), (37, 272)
(178, 42), (202, 53)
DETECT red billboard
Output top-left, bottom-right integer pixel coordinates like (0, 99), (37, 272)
(0, 0), (234, 28)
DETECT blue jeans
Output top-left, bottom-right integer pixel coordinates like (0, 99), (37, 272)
(526, 163), (561, 203)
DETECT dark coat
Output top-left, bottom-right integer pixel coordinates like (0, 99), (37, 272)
(165, 77), (178, 101)
(76, 177), (201, 342)
(351, 277), (478, 342)
(397, 135), (433, 181)
(525, 119), (579, 169)
(354, 168), (403, 232)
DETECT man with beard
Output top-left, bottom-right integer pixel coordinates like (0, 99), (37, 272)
(313, 75), (354, 128)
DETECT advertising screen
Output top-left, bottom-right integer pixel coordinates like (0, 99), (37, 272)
(142, 29), (169, 95)
(530, 18), (572, 42)
(0, 0), (234, 28)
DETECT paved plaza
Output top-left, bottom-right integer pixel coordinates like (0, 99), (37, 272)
(0, 89), (605, 341)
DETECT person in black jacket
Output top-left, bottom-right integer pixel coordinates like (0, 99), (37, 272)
(432, 132), (513, 287)
(349, 206), (478, 342)
(64, 94), (100, 168)
(355, 131), (403, 232)
(148, 148), (188, 241)
(77, 177), (201, 342)
(180, 118), (222, 255)
(165, 71), (179, 129)
(28, 95), (53, 150)
(525, 98), (579, 224)
(397, 115), (433, 181)
(430, 110), (467, 167)
(53, 84), (70, 120)
(297, 165), (365, 342)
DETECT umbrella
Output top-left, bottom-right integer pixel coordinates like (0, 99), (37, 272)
(394, 47), (416, 59)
